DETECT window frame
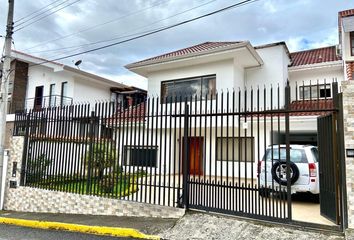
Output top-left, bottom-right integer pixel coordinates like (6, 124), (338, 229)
(216, 137), (254, 162)
(298, 83), (331, 100)
(49, 83), (55, 107)
(123, 145), (158, 167)
(60, 81), (68, 106)
(160, 74), (216, 103)
(351, 32), (354, 56)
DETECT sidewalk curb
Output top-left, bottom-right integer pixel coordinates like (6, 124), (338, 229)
(0, 217), (160, 239)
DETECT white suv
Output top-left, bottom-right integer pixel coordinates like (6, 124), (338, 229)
(258, 145), (319, 196)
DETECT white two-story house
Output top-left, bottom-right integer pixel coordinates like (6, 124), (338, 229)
(7, 50), (144, 113)
(121, 9), (351, 179)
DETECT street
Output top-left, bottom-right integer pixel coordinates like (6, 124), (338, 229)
(0, 224), (133, 240)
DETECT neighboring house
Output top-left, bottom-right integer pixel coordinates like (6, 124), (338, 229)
(121, 9), (354, 178)
(339, 9), (354, 80)
(7, 50), (146, 114)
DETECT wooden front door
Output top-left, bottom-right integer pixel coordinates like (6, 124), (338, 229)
(183, 137), (204, 175)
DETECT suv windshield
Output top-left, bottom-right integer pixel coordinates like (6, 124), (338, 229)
(264, 148), (307, 163)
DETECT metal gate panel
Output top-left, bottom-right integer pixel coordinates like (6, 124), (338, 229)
(317, 114), (339, 224)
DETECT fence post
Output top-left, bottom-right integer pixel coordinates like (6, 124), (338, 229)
(86, 110), (95, 195)
(183, 102), (189, 209)
(20, 112), (30, 186)
(284, 81), (292, 221)
(333, 81), (348, 229)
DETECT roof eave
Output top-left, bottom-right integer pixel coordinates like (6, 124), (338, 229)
(288, 60), (343, 72)
(126, 41), (263, 76)
(63, 65), (127, 87)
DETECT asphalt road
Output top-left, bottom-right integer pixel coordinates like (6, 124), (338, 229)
(0, 224), (134, 240)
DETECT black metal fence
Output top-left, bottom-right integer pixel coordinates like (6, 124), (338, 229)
(13, 81), (342, 223)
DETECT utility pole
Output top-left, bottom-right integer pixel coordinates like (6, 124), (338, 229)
(0, 0), (14, 210)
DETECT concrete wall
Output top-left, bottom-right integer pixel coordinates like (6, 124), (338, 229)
(3, 137), (185, 219)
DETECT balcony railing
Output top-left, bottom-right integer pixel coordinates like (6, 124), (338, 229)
(7, 95), (73, 114)
(26, 95), (73, 110)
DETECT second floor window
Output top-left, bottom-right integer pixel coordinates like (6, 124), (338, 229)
(61, 82), (68, 106)
(49, 84), (55, 107)
(161, 75), (216, 103)
(299, 84), (331, 100)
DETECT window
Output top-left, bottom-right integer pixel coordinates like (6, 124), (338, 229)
(49, 84), (55, 107)
(299, 84), (331, 99)
(123, 146), (158, 167)
(216, 137), (254, 162)
(264, 148), (307, 163)
(161, 75), (216, 103)
(60, 82), (68, 106)
(311, 147), (319, 163)
(351, 32), (354, 56)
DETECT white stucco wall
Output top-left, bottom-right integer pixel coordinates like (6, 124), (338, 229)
(73, 77), (112, 104)
(245, 45), (290, 108)
(147, 59), (236, 96)
(342, 30), (354, 62)
(25, 65), (113, 108)
(26, 65), (74, 108)
(288, 65), (344, 101)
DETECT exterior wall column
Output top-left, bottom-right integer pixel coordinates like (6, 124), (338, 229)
(342, 81), (354, 230)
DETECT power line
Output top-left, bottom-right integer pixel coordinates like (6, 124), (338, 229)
(15, 0), (65, 23)
(28, 0), (260, 67)
(27, 0), (218, 55)
(22, 0), (171, 52)
(15, 0), (71, 26)
(14, 0), (82, 32)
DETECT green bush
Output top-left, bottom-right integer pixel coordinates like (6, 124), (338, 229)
(84, 143), (116, 180)
(27, 154), (52, 184)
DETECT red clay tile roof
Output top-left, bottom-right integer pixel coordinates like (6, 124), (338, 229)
(339, 9), (354, 18)
(288, 99), (334, 116)
(126, 41), (242, 67)
(290, 46), (341, 67)
(107, 102), (146, 125)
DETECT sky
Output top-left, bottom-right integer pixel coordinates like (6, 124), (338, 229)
(0, 0), (353, 89)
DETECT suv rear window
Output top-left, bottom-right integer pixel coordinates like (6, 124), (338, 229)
(311, 147), (319, 163)
(264, 148), (308, 163)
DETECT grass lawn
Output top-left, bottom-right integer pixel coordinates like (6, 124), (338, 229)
(33, 173), (145, 197)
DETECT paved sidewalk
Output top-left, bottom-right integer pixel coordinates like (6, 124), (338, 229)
(161, 212), (345, 240)
(0, 211), (178, 239)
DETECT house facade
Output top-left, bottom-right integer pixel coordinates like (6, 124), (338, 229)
(121, 10), (353, 180)
(7, 50), (144, 114)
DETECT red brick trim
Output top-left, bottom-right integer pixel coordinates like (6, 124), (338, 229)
(346, 62), (354, 80)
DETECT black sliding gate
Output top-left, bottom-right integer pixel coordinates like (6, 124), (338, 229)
(14, 81), (345, 227)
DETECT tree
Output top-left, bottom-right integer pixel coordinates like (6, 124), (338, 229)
(85, 143), (116, 180)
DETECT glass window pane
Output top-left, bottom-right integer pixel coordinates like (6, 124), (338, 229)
(265, 148), (307, 163)
(217, 137), (253, 162)
(201, 76), (216, 99)
(161, 75), (216, 103)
